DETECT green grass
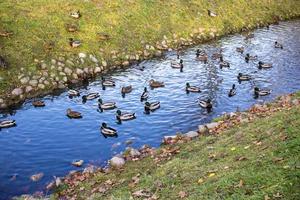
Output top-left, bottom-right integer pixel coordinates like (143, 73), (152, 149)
(53, 95), (300, 200)
(1, 0), (300, 96)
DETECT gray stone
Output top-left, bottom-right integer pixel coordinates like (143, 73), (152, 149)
(206, 122), (220, 129)
(58, 57), (65, 62)
(20, 77), (30, 84)
(78, 52), (87, 58)
(76, 68), (84, 75)
(29, 80), (38, 87)
(122, 61), (130, 67)
(50, 65), (56, 70)
(102, 60), (107, 67)
(42, 71), (49, 77)
(184, 131), (199, 138)
(129, 148), (141, 157)
(59, 72), (66, 76)
(198, 125), (209, 134)
(143, 50), (150, 57)
(58, 83), (66, 89)
(64, 67), (73, 76)
(41, 63), (47, 69)
(94, 66), (101, 74)
(110, 156), (125, 168)
(89, 55), (98, 63)
(83, 67), (89, 74)
(11, 88), (23, 96)
(44, 80), (50, 85)
(25, 86), (33, 93)
(66, 59), (74, 66)
(38, 83), (45, 89)
(0, 98), (3, 104)
(50, 73), (56, 78)
(292, 99), (299, 105)
(32, 75), (40, 80)
(0, 103), (7, 109)
(62, 76), (68, 83)
(72, 73), (79, 80)
(80, 58), (85, 64)
(51, 59), (56, 65)
(55, 77), (60, 82)
(57, 66), (63, 72)
(57, 61), (65, 67)
(155, 50), (162, 57)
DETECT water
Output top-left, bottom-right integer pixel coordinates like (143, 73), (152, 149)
(1, 19), (300, 199)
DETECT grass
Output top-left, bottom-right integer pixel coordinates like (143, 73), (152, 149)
(52, 94), (300, 200)
(1, 0), (300, 96)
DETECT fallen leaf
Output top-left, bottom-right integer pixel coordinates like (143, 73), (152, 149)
(231, 147), (236, 151)
(208, 173), (216, 177)
(197, 178), (204, 184)
(224, 166), (230, 170)
(178, 191), (188, 198)
(244, 145), (251, 149)
(283, 165), (290, 169)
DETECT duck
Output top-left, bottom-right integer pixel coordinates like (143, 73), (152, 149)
(140, 87), (149, 101)
(171, 59), (184, 71)
(274, 41), (283, 49)
(116, 110), (136, 122)
(196, 49), (208, 62)
(69, 38), (81, 48)
(72, 160), (84, 167)
(219, 56), (230, 68)
(68, 89), (80, 97)
(66, 109), (82, 119)
(98, 98), (116, 111)
(149, 79), (165, 88)
(121, 86), (133, 94)
(254, 87), (271, 96)
(228, 84), (236, 97)
(0, 56), (8, 69)
(208, 10), (217, 17)
(70, 10), (81, 19)
(145, 101), (160, 112)
(244, 33), (254, 40)
(237, 73), (251, 81)
(258, 61), (272, 69)
(101, 77), (116, 87)
(212, 50), (222, 60)
(101, 123), (117, 138)
(32, 100), (45, 107)
(245, 53), (257, 62)
(186, 83), (201, 93)
(82, 93), (100, 102)
(198, 99), (213, 109)
(0, 120), (16, 129)
(65, 24), (78, 32)
(236, 47), (244, 54)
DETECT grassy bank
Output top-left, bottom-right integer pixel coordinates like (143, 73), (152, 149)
(1, 0), (300, 106)
(48, 93), (300, 200)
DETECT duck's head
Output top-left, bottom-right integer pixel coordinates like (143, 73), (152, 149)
(186, 83), (190, 87)
(69, 38), (74, 42)
(82, 95), (87, 100)
(246, 53), (250, 58)
(238, 73), (242, 77)
(180, 59), (183, 64)
(101, 77), (105, 81)
(149, 79), (154, 83)
(116, 110), (121, 115)
(98, 98), (103, 104)
(232, 84), (236, 89)
(254, 87), (259, 91)
(145, 102), (150, 107)
(207, 99), (211, 103)
(102, 122), (107, 128)
(275, 41), (278, 45)
(196, 49), (200, 53)
(220, 56), (224, 61)
(144, 87), (147, 92)
(66, 108), (71, 113)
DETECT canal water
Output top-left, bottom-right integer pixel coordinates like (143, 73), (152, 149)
(1, 19), (300, 199)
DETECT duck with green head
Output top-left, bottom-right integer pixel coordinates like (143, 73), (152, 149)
(228, 84), (236, 97)
(140, 87), (149, 101)
(101, 123), (118, 138)
(116, 110), (136, 123)
(186, 83), (201, 93)
(258, 61), (272, 69)
(98, 98), (116, 112)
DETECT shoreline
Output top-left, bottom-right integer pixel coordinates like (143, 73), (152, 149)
(1, 0), (300, 110)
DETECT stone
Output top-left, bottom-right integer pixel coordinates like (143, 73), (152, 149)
(42, 71), (49, 77)
(59, 72), (66, 76)
(292, 99), (299, 105)
(64, 67), (73, 76)
(66, 59), (74, 66)
(0, 98), (3, 104)
(89, 55), (98, 63)
(62, 76), (68, 83)
(44, 80), (50, 85)
(102, 60), (107, 67)
(38, 83), (45, 89)
(80, 58), (85, 64)
(78, 52), (87, 58)
(11, 88), (23, 96)
(110, 156), (125, 168)
(57, 61), (65, 67)
(143, 50), (150, 57)
(72, 73), (79, 80)
(55, 77), (60, 82)
(41, 63), (47, 69)
(51, 59), (56, 65)
(58, 83), (66, 89)
(122, 61), (130, 67)
(50, 65), (56, 70)
(0, 103), (7, 109)
(29, 80), (38, 87)
(25, 86), (33, 93)
(155, 50), (162, 57)
(83, 67), (89, 74)
(76, 68), (84, 75)
(58, 57), (65, 62)
(57, 66), (63, 72)
(206, 122), (220, 129)
(20, 77), (30, 84)
(129, 148), (141, 157)
(94, 66), (101, 74)
(198, 125), (209, 134)
(184, 131), (199, 138)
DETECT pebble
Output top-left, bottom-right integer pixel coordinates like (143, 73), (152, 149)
(41, 63), (47, 69)
(89, 55), (98, 63)
(206, 122), (220, 129)
(129, 148), (141, 157)
(122, 61), (130, 67)
(110, 156), (125, 168)
(20, 77), (30, 84)
(198, 125), (209, 135)
(76, 68), (84, 76)
(102, 60), (107, 67)
(184, 131), (199, 138)
(51, 59), (56, 65)
(25, 86), (33, 93)
(0, 98), (3, 104)
(38, 84), (45, 89)
(94, 66), (101, 74)
(78, 52), (87, 58)
(11, 88), (23, 96)
(64, 67), (72, 76)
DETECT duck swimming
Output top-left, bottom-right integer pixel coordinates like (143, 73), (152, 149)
(101, 77), (115, 87)
(171, 59), (184, 72)
(66, 108), (82, 119)
(186, 83), (201, 93)
(258, 61), (272, 69)
(140, 87), (149, 101)
(245, 53), (257, 63)
(254, 87), (271, 96)
(149, 79), (165, 88)
(198, 99), (212, 109)
(116, 110), (136, 123)
(145, 101), (160, 112)
(82, 93), (100, 102)
(228, 84), (236, 97)
(274, 41), (283, 49)
(70, 10), (81, 19)
(98, 99), (116, 111)
(236, 47), (244, 54)
(101, 123), (117, 138)
(212, 50), (222, 60)
(244, 33), (254, 40)
(32, 100), (45, 107)
(69, 38), (81, 48)
(237, 73), (251, 81)
(219, 56), (230, 68)
(121, 85), (132, 94)
(0, 120), (16, 129)
(196, 49), (208, 63)
(68, 89), (80, 97)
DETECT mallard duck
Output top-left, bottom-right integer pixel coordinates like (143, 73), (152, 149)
(66, 108), (82, 119)
(171, 59), (183, 70)
(237, 73), (251, 81)
(0, 56), (8, 69)
(212, 50), (222, 60)
(244, 33), (254, 40)
(149, 79), (165, 88)
(69, 38), (81, 48)
(140, 87), (149, 101)
(32, 100), (45, 107)
(0, 30), (13, 37)
(65, 24), (78, 32)
(70, 10), (81, 19)
(245, 53), (257, 62)
(101, 123), (117, 138)
(274, 41), (283, 49)
(219, 56), (230, 68)
(145, 101), (160, 112)
(116, 110), (136, 122)
(121, 86), (133, 94)
(0, 120), (16, 128)
(68, 89), (80, 97)
(228, 84), (236, 97)
(236, 47), (244, 54)
(254, 87), (271, 96)
(186, 83), (201, 93)
(198, 99), (212, 109)
(258, 61), (272, 69)
(98, 98), (116, 110)
(208, 10), (217, 17)
(82, 93), (100, 102)
(72, 160), (84, 167)
(101, 77), (115, 87)
(196, 49), (208, 62)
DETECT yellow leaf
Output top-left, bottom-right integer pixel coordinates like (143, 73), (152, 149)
(208, 173), (216, 177)
(244, 145), (250, 149)
(231, 147), (236, 151)
(197, 178), (204, 184)
(283, 165), (290, 169)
